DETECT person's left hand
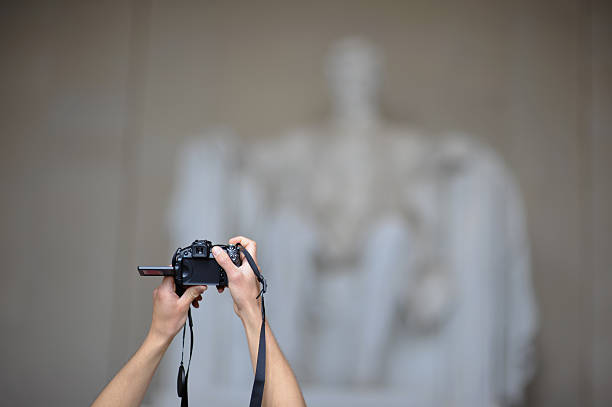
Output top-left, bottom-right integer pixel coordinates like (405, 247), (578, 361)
(148, 276), (207, 344)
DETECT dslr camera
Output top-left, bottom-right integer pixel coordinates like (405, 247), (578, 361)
(138, 240), (241, 294)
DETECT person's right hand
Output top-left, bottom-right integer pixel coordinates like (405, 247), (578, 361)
(212, 236), (262, 322)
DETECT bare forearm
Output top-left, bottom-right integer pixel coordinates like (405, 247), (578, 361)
(91, 333), (169, 407)
(242, 310), (306, 407)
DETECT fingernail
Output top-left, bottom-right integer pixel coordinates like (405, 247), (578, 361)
(212, 246), (221, 256)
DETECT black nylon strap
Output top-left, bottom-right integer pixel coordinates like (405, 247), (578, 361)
(249, 295), (266, 407)
(178, 308), (193, 407)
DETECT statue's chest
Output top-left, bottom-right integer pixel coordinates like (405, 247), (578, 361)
(309, 142), (386, 217)
(305, 140), (405, 257)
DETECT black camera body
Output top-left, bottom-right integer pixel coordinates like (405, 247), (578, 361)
(138, 240), (241, 294)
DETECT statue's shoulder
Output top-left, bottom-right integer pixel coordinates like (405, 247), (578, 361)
(383, 124), (428, 147)
(379, 125), (438, 173)
(433, 132), (515, 184)
(381, 126), (514, 184)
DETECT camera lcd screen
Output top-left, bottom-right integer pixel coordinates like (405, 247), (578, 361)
(138, 266), (174, 276)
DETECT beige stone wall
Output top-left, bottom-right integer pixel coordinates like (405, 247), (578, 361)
(0, 1), (610, 405)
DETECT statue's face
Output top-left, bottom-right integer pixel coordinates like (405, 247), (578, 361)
(326, 39), (382, 112)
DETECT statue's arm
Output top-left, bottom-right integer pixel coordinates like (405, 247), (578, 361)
(499, 171), (538, 404)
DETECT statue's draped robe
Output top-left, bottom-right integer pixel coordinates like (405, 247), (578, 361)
(154, 127), (536, 407)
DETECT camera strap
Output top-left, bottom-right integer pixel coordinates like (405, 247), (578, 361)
(176, 245), (267, 407)
(177, 308), (193, 407)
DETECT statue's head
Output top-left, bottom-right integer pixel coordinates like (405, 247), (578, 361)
(325, 37), (383, 116)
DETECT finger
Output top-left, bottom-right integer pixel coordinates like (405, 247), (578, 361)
(229, 236), (257, 259)
(178, 285), (207, 310)
(212, 246), (240, 278)
(217, 287), (225, 294)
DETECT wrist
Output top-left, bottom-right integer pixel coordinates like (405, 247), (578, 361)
(238, 303), (263, 330)
(145, 329), (174, 351)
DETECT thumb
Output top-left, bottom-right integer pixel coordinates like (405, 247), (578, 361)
(161, 276), (175, 291)
(160, 276), (175, 293)
(178, 285), (207, 310)
(212, 246), (238, 276)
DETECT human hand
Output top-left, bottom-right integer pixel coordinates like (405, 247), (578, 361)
(148, 276), (207, 345)
(212, 236), (262, 322)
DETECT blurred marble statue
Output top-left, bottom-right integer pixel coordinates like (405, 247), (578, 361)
(156, 38), (537, 407)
